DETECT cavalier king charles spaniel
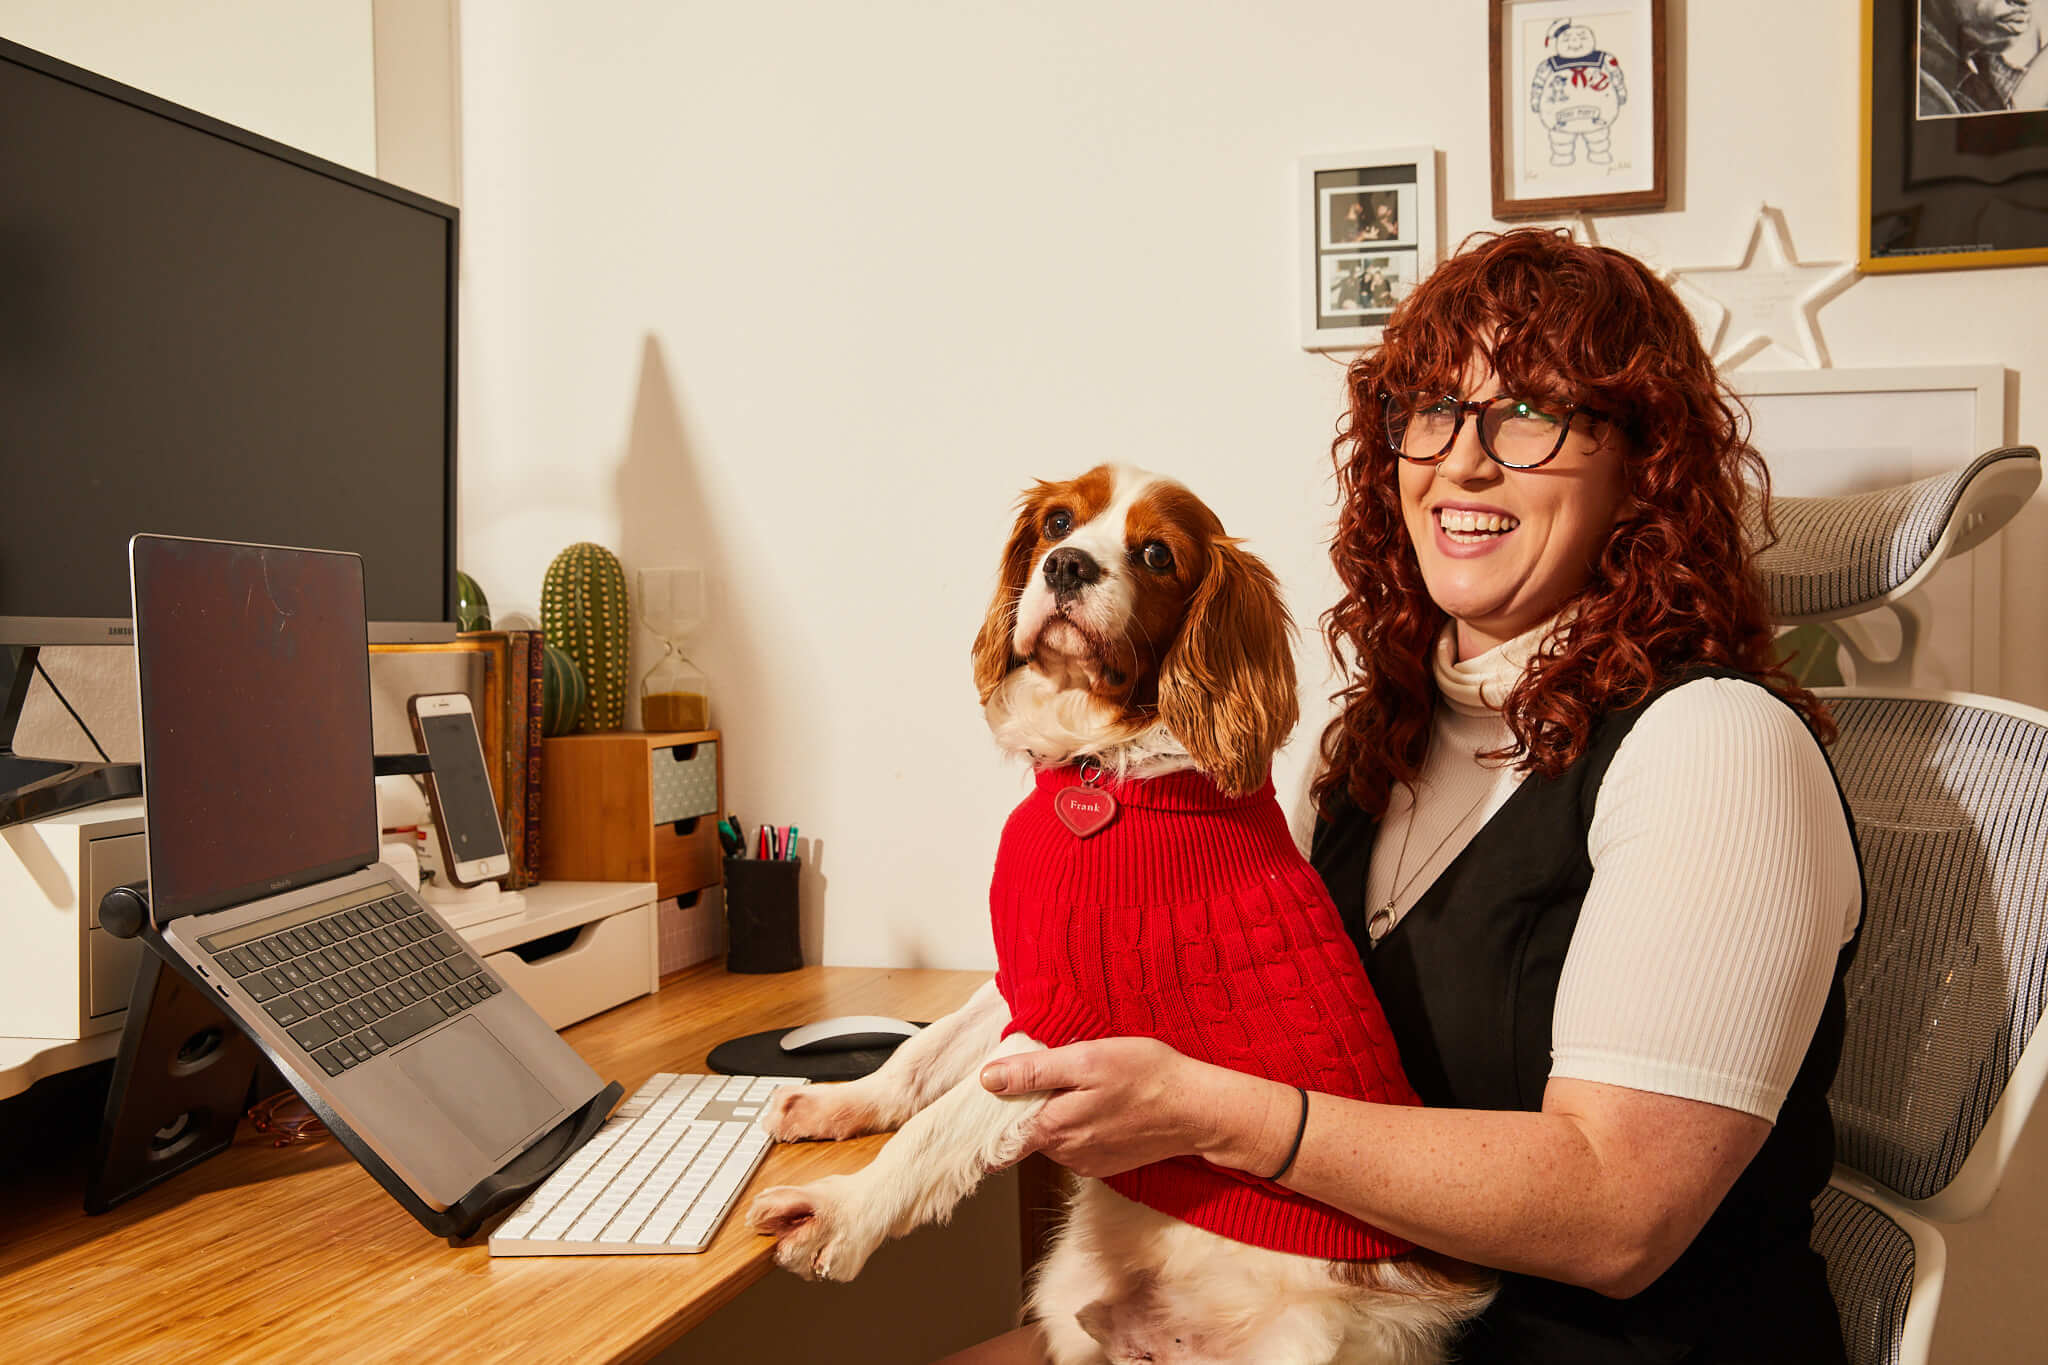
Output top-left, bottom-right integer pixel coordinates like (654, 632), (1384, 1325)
(747, 465), (1492, 1364)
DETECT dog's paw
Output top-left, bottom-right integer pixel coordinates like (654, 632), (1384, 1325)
(760, 1085), (881, 1142)
(745, 1175), (882, 1281)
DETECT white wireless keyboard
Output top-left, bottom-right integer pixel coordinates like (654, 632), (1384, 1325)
(489, 1072), (806, 1256)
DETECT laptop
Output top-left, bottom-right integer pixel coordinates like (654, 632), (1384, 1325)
(129, 533), (611, 1222)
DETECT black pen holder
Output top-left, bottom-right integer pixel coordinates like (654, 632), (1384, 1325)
(723, 856), (803, 973)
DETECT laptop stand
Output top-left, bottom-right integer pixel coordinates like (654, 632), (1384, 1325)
(90, 881), (622, 1240)
(85, 930), (262, 1214)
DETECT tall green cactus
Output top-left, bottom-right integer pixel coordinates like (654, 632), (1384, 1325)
(541, 543), (628, 730)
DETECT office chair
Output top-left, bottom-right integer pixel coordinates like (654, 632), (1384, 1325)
(1809, 689), (2048, 1365)
(1754, 444), (2047, 1365)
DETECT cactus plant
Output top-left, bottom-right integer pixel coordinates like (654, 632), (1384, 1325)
(455, 570), (491, 632)
(540, 641), (586, 738)
(541, 543), (629, 730)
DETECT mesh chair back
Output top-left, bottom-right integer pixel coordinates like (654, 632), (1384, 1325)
(1823, 693), (2048, 1202)
(1812, 1184), (1916, 1365)
(1756, 450), (2028, 621)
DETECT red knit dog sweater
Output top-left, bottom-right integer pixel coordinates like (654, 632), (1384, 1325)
(990, 764), (1418, 1260)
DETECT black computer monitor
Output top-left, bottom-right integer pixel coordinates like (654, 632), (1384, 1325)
(0, 36), (460, 823)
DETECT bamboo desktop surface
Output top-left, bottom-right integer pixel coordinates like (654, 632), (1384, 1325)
(0, 964), (989, 1364)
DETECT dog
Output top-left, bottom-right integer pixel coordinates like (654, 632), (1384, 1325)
(746, 464), (1493, 1364)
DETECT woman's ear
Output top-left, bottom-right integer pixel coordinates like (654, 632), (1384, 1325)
(972, 493), (1044, 702)
(1157, 538), (1298, 797)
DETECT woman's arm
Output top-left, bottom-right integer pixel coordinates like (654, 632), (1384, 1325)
(980, 1043), (1767, 1298)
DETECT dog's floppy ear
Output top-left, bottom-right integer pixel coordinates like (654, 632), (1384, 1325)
(1156, 538), (1298, 797)
(972, 489), (1045, 703)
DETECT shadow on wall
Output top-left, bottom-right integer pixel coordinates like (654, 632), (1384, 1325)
(611, 335), (826, 965)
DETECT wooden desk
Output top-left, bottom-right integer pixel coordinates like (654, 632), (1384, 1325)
(0, 964), (989, 1364)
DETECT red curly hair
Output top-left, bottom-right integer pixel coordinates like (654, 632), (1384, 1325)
(1313, 228), (1832, 820)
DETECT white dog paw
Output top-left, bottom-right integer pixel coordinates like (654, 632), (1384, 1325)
(760, 1085), (879, 1142)
(746, 1176), (881, 1281)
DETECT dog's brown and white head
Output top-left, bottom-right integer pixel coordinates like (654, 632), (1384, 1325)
(971, 463), (1297, 797)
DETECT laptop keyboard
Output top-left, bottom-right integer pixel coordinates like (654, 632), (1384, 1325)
(199, 893), (499, 1077)
(489, 1073), (804, 1256)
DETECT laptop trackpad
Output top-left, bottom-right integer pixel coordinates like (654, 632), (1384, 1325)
(397, 1017), (562, 1160)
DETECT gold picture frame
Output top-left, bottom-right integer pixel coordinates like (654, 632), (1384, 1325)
(1860, 0), (2048, 273)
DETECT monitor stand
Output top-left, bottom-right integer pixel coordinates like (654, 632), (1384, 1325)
(1, 646), (142, 828)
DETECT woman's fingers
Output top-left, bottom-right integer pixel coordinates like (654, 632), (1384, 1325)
(981, 1040), (1096, 1095)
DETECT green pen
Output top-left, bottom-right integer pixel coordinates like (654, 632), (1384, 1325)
(785, 825), (799, 860)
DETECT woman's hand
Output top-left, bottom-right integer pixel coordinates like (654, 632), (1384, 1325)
(979, 1038), (1298, 1179)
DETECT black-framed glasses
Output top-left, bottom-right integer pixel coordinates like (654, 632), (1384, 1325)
(1381, 390), (1607, 471)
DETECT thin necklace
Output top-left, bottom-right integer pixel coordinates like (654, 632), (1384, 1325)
(1368, 782), (1495, 945)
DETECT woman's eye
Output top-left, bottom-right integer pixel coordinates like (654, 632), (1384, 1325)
(1141, 542), (1173, 572)
(1043, 510), (1073, 538)
(1506, 399), (1560, 425)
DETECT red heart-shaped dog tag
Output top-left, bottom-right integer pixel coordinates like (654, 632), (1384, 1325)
(1054, 785), (1118, 838)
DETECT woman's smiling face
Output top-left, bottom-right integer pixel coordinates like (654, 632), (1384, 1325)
(1397, 354), (1629, 660)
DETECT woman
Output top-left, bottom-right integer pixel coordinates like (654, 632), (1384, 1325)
(943, 229), (1862, 1363)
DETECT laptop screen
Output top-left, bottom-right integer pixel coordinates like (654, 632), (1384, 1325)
(132, 535), (378, 921)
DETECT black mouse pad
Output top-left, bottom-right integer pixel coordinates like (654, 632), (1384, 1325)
(706, 1025), (929, 1083)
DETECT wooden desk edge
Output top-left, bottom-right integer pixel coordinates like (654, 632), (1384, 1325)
(0, 962), (994, 1365)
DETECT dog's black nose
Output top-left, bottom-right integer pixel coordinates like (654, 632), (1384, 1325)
(1043, 547), (1102, 599)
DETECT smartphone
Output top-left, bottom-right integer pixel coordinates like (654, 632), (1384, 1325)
(406, 692), (512, 887)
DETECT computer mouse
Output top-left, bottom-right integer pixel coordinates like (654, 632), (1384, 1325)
(778, 1015), (922, 1055)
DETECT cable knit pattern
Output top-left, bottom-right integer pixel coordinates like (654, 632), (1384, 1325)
(991, 765), (1418, 1259)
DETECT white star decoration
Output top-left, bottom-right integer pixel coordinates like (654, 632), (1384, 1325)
(1668, 206), (1859, 369)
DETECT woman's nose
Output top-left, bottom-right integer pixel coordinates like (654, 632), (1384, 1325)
(1437, 418), (1498, 484)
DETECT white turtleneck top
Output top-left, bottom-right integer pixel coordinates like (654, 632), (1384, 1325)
(1359, 620), (1862, 1122)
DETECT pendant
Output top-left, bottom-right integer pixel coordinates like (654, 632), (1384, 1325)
(1054, 784), (1118, 838)
(1366, 904), (1395, 944)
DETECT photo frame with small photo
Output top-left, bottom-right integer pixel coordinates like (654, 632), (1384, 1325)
(1299, 148), (1437, 352)
(1490, 0), (1667, 219)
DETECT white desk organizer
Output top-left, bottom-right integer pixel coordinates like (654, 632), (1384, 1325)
(455, 880), (659, 1031)
(0, 798), (149, 1042)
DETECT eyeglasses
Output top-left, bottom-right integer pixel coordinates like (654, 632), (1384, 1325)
(1381, 390), (1607, 471)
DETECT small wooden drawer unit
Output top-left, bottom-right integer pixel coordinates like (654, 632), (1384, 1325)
(539, 730), (723, 900)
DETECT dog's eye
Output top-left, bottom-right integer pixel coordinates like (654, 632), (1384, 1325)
(1043, 509), (1073, 539)
(1140, 542), (1173, 573)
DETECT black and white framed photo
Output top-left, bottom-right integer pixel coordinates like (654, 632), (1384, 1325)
(1861, 0), (2048, 271)
(1489, 0), (1667, 219)
(1299, 147), (1437, 352)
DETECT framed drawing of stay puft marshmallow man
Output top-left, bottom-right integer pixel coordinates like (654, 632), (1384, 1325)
(1490, 0), (1668, 219)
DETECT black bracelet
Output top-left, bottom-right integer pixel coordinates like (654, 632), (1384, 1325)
(1265, 1086), (1310, 1181)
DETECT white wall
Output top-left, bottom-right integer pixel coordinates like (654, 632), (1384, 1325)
(457, 0), (2048, 977)
(0, 0), (374, 171)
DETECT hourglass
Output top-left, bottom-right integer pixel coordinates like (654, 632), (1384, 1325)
(637, 567), (711, 732)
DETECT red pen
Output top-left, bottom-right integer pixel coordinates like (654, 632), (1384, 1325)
(756, 826), (768, 859)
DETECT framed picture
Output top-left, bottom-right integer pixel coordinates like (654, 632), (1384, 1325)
(1489, 0), (1667, 220)
(1299, 147), (1437, 352)
(1733, 365), (2009, 693)
(1860, 0), (2048, 272)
